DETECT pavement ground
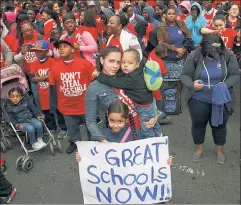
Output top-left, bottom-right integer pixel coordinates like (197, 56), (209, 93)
(2, 83), (240, 204)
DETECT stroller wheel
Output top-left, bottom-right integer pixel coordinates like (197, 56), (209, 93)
(0, 141), (7, 153)
(1, 164), (6, 172)
(22, 157), (34, 172)
(53, 140), (57, 147)
(16, 156), (25, 171)
(4, 138), (12, 149)
(57, 140), (62, 153)
(49, 142), (55, 155)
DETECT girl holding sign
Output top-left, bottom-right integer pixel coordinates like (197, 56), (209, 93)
(76, 101), (173, 165)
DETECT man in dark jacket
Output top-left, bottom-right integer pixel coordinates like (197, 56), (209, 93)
(26, 6), (44, 35)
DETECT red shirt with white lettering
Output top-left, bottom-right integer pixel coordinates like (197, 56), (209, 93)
(30, 58), (55, 110)
(44, 19), (57, 39)
(61, 29), (87, 58)
(22, 30), (41, 73)
(49, 57), (95, 115)
(108, 36), (123, 52)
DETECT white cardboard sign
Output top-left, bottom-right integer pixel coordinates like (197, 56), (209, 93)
(76, 136), (172, 204)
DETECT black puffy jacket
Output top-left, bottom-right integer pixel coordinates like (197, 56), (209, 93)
(5, 96), (40, 127)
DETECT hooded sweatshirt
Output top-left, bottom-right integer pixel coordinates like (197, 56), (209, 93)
(143, 6), (161, 31)
(185, 2), (207, 46)
(177, 1), (191, 21)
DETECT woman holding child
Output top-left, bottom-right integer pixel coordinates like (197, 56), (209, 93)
(85, 46), (160, 142)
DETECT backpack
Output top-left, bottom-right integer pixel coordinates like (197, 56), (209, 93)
(161, 87), (181, 115)
(143, 60), (163, 91)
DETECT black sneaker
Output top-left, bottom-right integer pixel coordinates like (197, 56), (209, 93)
(158, 111), (171, 124)
(66, 142), (77, 154)
(229, 108), (234, 116)
(1, 188), (16, 204)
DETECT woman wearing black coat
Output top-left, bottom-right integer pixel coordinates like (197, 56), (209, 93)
(181, 34), (240, 164)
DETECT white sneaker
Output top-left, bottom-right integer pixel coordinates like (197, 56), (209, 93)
(38, 138), (47, 147)
(32, 142), (44, 150)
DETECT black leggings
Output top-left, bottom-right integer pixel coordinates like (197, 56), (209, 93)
(188, 98), (229, 146)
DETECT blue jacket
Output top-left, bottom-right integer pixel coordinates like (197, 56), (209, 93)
(85, 80), (120, 141)
(104, 124), (134, 143)
(5, 96), (40, 127)
(185, 2), (206, 46)
(211, 83), (231, 127)
(143, 6), (161, 31)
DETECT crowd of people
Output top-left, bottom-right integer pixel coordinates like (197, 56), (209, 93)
(0, 0), (240, 204)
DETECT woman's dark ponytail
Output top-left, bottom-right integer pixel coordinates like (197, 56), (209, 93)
(128, 113), (138, 140)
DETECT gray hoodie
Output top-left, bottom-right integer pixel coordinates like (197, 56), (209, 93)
(101, 8), (114, 25)
(143, 6), (161, 30)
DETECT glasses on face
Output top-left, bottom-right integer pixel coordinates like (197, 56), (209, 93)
(21, 29), (32, 34)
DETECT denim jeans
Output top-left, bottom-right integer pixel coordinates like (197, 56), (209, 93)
(22, 118), (44, 144)
(134, 99), (162, 138)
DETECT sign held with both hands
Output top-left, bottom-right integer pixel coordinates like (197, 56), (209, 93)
(76, 136), (172, 204)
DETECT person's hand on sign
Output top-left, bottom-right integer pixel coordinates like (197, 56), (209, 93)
(100, 139), (109, 143)
(76, 152), (81, 162)
(167, 156), (173, 166)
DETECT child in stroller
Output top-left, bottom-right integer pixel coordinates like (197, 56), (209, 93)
(5, 87), (47, 150)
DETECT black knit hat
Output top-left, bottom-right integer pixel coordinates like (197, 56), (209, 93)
(62, 13), (75, 23)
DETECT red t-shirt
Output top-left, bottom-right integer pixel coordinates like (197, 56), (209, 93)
(142, 23), (154, 48)
(97, 21), (107, 38)
(49, 57), (95, 115)
(44, 19), (57, 39)
(30, 58), (55, 110)
(62, 29), (87, 58)
(126, 24), (136, 35)
(177, 14), (189, 21)
(228, 19), (238, 30)
(3, 35), (18, 53)
(148, 50), (169, 101)
(22, 31), (41, 73)
(114, 89), (141, 129)
(207, 27), (238, 50)
(221, 28), (238, 50)
(108, 36), (123, 52)
(95, 15), (101, 23)
(203, 8), (217, 28)
(36, 13), (42, 20)
(78, 26), (98, 42)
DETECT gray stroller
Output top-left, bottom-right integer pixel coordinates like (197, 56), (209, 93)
(1, 64), (62, 172)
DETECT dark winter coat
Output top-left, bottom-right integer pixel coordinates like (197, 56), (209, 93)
(5, 96), (40, 127)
